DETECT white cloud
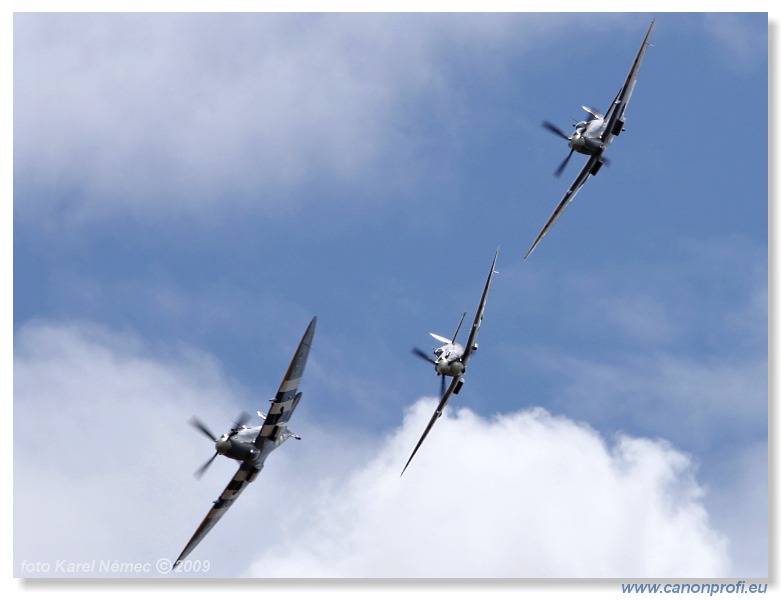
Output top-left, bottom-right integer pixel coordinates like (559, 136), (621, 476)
(11, 13), (469, 222)
(14, 320), (733, 578)
(13, 13), (626, 225)
(13, 320), (249, 576)
(246, 400), (730, 578)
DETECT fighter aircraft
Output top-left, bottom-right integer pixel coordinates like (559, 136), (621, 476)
(173, 317), (316, 569)
(524, 19), (656, 259)
(403, 249), (499, 476)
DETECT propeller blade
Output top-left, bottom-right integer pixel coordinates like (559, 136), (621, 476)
(554, 148), (575, 178)
(193, 451), (218, 479)
(189, 416), (217, 442)
(412, 347), (436, 364)
(542, 120), (570, 140)
(439, 374), (446, 398)
(451, 312), (467, 345)
(229, 411), (252, 436)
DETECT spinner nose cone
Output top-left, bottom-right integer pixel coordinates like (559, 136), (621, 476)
(435, 358), (448, 375)
(215, 437), (231, 455)
(569, 134), (585, 152)
(436, 359), (465, 378)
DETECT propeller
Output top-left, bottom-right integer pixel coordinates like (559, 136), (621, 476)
(190, 416), (218, 443)
(412, 348), (448, 400)
(189, 417), (219, 479)
(554, 148), (575, 178)
(543, 121), (576, 178)
(542, 120), (570, 140)
(412, 347), (436, 364)
(413, 311), (466, 400)
(230, 411), (252, 435)
(188, 412), (252, 479)
(193, 452), (219, 479)
(451, 312), (467, 345)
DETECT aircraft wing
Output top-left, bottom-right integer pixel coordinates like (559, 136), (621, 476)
(601, 20), (655, 143)
(255, 317), (317, 446)
(524, 155), (598, 259)
(461, 249), (499, 365)
(401, 375), (461, 476)
(174, 463), (261, 567)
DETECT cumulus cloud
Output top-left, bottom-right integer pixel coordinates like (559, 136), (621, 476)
(13, 320), (253, 576)
(247, 400), (730, 578)
(15, 320), (731, 578)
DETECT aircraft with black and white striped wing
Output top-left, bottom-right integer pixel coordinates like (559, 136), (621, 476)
(173, 317), (316, 569)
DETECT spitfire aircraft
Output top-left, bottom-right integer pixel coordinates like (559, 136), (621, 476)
(173, 317), (316, 569)
(403, 249), (499, 475)
(524, 19), (656, 259)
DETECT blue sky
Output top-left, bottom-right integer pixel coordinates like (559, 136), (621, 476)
(12, 11), (768, 583)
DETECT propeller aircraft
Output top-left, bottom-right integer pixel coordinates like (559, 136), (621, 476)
(173, 317), (317, 569)
(525, 19), (656, 259)
(403, 249), (499, 476)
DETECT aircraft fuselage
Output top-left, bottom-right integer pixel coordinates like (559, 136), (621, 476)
(436, 357), (465, 377)
(213, 426), (293, 468)
(433, 341), (466, 377)
(570, 119), (609, 156)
